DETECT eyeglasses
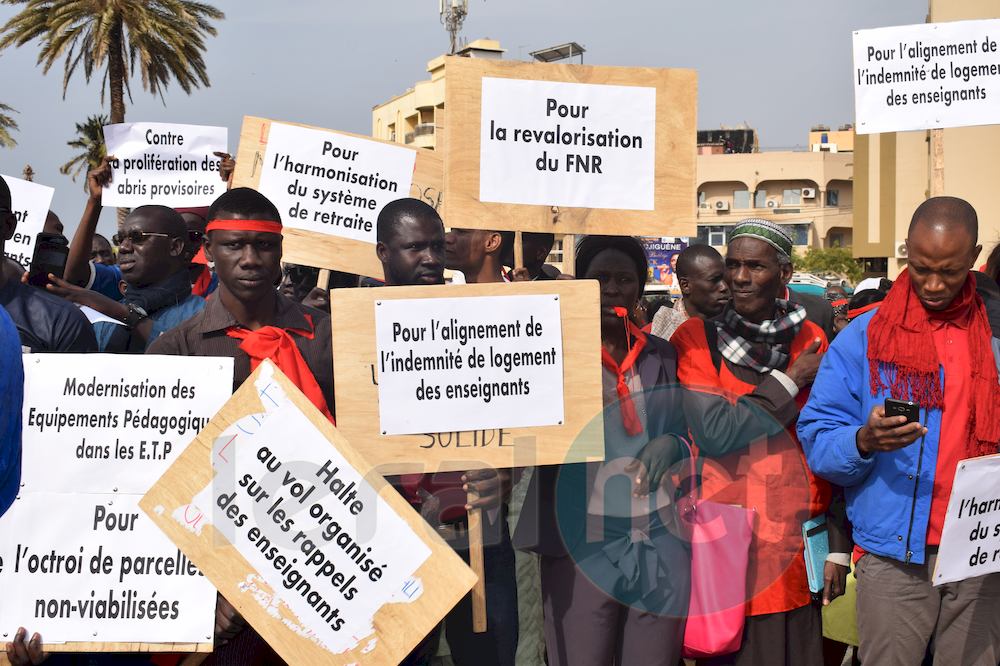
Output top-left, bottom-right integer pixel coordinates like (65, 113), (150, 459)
(187, 230), (205, 243)
(112, 230), (175, 246)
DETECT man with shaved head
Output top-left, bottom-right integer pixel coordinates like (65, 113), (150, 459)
(650, 244), (730, 340)
(800, 196), (1000, 664)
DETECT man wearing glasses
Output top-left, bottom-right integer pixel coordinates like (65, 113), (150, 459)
(53, 159), (205, 351)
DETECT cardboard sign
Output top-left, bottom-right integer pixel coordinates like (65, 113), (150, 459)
(0, 354), (233, 652)
(1, 174), (55, 269)
(934, 454), (1000, 585)
(443, 57), (696, 236)
(232, 116), (443, 279)
(102, 122), (228, 207)
(331, 280), (603, 475)
(141, 361), (476, 665)
(853, 19), (1000, 134)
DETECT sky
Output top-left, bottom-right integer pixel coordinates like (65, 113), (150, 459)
(0, 0), (927, 237)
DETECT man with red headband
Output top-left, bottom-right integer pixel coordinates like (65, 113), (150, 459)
(800, 196), (1000, 664)
(148, 187), (334, 665)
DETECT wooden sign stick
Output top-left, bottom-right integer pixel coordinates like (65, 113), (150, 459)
(317, 269), (331, 291)
(467, 495), (488, 633)
(514, 231), (524, 272)
(930, 128), (945, 197)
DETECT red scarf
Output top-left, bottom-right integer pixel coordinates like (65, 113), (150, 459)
(226, 314), (335, 423)
(868, 270), (999, 457)
(191, 264), (213, 297)
(601, 315), (648, 436)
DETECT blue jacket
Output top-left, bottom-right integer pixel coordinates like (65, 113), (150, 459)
(798, 307), (1000, 565)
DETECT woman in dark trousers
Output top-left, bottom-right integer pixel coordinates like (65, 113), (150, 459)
(515, 235), (690, 666)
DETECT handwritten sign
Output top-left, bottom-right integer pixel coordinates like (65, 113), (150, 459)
(0, 354), (233, 651)
(141, 362), (476, 664)
(443, 57), (696, 236)
(1, 174), (55, 269)
(102, 122), (227, 207)
(934, 454), (1000, 585)
(331, 280), (603, 475)
(853, 19), (1000, 134)
(232, 116), (442, 279)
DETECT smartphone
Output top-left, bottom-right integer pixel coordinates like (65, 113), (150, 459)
(27, 233), (69, 288)
(885, 398), (920, 425)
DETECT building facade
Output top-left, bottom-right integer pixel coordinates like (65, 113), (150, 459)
(373, 41), (856, 273)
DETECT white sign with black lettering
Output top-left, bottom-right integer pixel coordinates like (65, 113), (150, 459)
(178, 365), (432, 654)
(934, 454), (1000, 585)
(374, 294), (565, 435)
(102, 122), (228, 207)
(853, 19), (1000, 134)
(1, 175), (55, 269)
(22, 354), (234, 494)
(257, 123), (417, 244)
(0, 493), (216, 643)
(479, 77), (656, 210)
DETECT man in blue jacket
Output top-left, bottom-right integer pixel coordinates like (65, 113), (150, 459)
(799, 196), (1000, 665)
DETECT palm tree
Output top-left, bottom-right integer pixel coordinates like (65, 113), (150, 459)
(0, 0), (224, 124)
(60, 114), (108, 186)
(0, 102), (17, 148)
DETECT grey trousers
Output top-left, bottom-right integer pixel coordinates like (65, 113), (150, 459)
(856, 551), (1000, 666)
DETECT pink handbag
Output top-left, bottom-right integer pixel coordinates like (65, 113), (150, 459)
(679, 444), (755, 659)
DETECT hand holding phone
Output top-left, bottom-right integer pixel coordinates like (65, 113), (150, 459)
(27, 233), (68, 288)
(856, 400), (927, 456)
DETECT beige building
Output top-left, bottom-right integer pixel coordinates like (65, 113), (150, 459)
(853, 0), (1000, 277)
(373, 40), (855, 270)
(691, 146), (854, 252)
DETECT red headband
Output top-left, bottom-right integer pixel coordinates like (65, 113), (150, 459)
(848, 301), (882, 321)
(206, 219), (283, 234)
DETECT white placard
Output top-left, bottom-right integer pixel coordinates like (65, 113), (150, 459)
(258, 123), (417, 244)
(179, 366), (431, 653)
(0, 493), (215, 644)
(853, 19), (1000, 134)
(374, 294), (565, 435)
(1, 175), (55, 269)
(102, 122), (228, 207)
(479, 77), (656, 210)
(934, 454), (1000, 585)
(22, 354), (234, 494)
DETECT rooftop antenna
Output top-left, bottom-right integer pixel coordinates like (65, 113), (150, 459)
(440, 0), (469, 55)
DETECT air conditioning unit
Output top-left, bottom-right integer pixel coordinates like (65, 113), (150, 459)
(802, 188), (816, 199)
(699, 203), (710, 209)
(767, 200), (778, 208)
(896, 243), (908, 258)
(715, 200), (730, 211)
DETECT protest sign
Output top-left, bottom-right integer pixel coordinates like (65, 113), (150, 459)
(0, 354), (233, 652)
(934, 454), (1000, 585)
(141, 361), (476, 665)
(232, 116), (443, 279)
(102, 122), (228, 207)
(853, 19), (1000, 134)
(331, 280), (604, 475)
(641, 236), (689, 296)
(1, 174), (55, 269)
(20, 354), (234, 495)
(442, 57), (696, 236)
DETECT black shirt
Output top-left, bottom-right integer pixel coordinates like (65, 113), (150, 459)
(0, 279), (98, 352)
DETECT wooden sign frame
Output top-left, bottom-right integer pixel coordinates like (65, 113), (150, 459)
(231, 116), (443, 280)
(442, 57), (697, 237)
(330, 280), (604, 475)
(140, 362), (476, 665)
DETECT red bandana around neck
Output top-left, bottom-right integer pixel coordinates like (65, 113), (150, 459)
(601, 316), (648, 436)
(226, 314), (335, 423)
(867, 269), (999, 457)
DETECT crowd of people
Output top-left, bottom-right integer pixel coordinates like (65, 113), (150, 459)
(0, 154), (999, 666)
